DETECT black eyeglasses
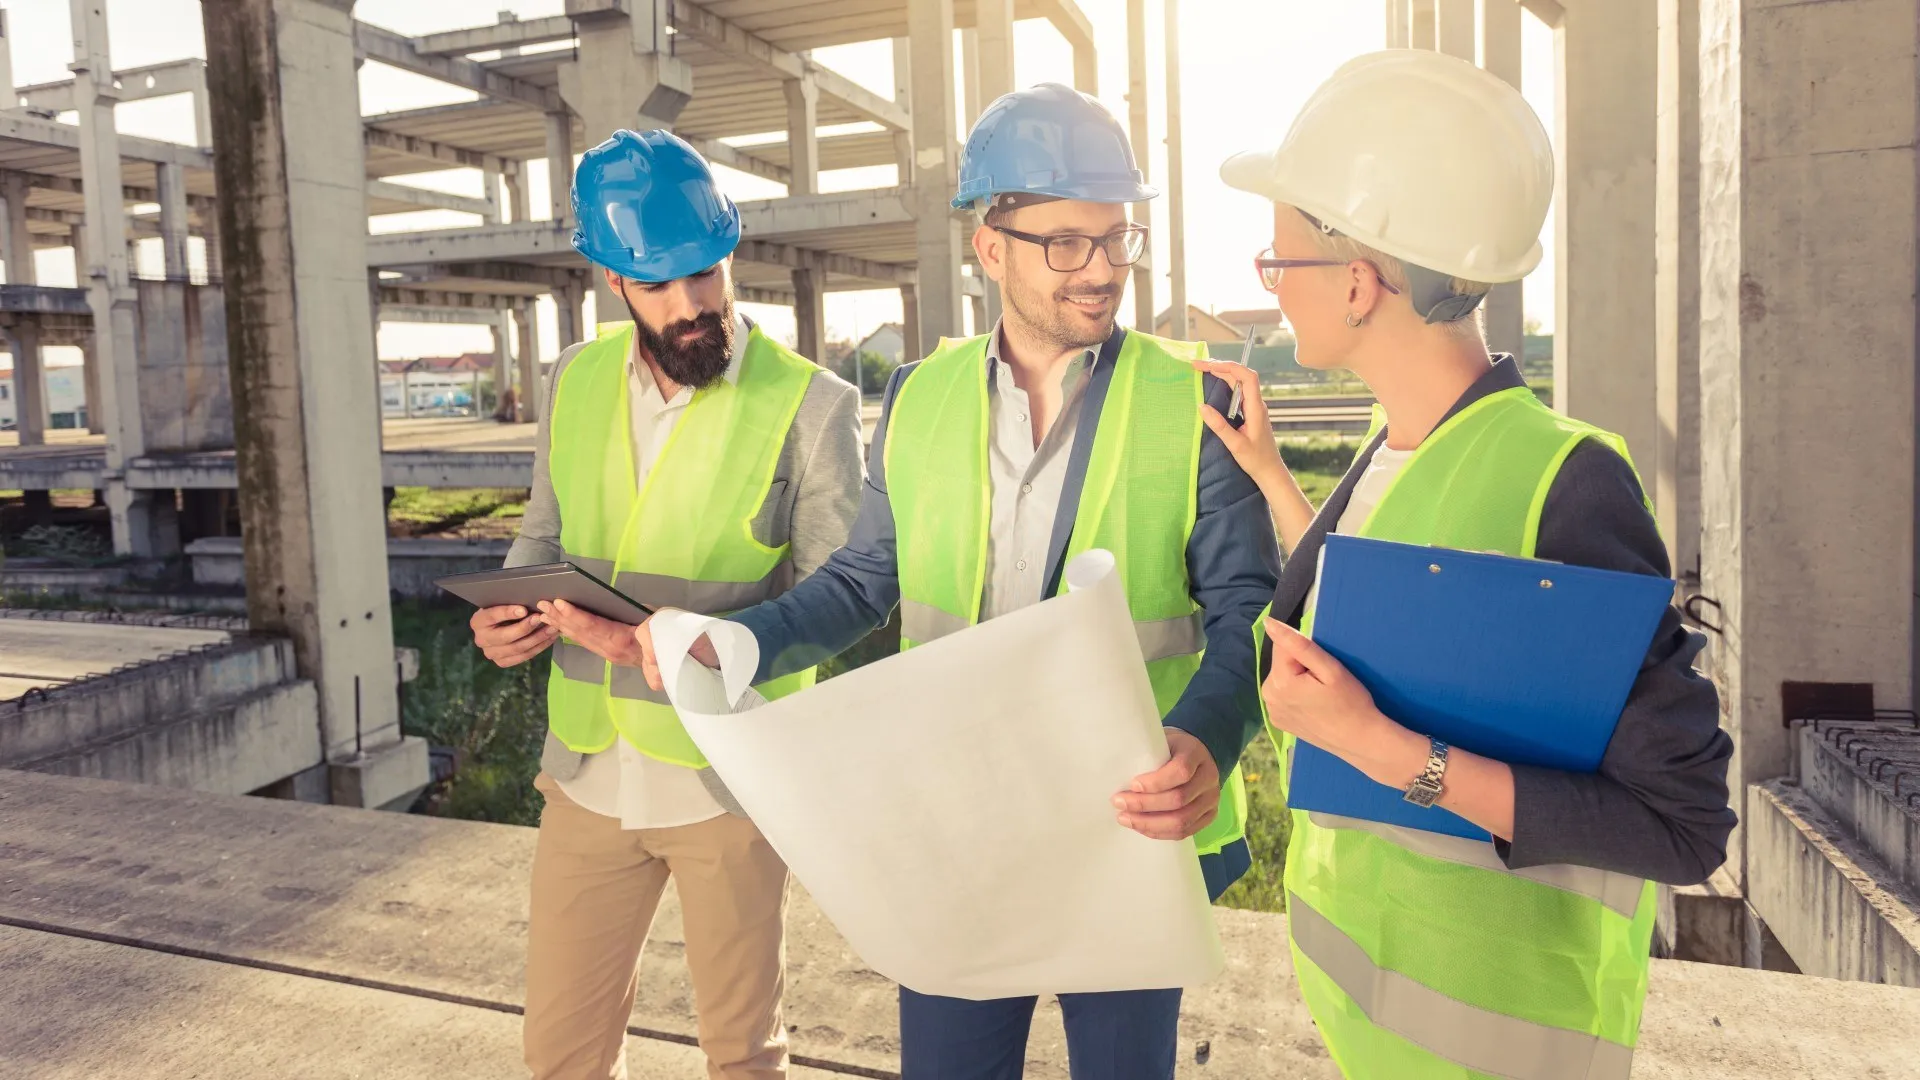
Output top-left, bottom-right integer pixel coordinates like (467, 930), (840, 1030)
(1254, 247), (1403, 295)
(994, 225), (1149, 272)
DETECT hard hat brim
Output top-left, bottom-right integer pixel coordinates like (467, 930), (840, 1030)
(571, 212), (741, 284)
(1220, 149), (1542, 285)
(952, 179), (1159, 212)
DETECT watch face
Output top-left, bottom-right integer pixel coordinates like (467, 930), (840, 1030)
(1403, 782), (1441, 808)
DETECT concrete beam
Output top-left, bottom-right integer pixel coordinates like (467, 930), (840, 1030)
(1552, 3), (1659, 464)
(735, 239), (912, 286)
(364, 220), (573, 265)
(1519, 0), (1566, 28)
(0, 168), (218, 212)
(685, 133), (788, 186)
(0, 112), (213, 170)
(352, 20), (561, 112)
(69, 0), (156, 557)
(668, 2), (912, 131)
(1125, 0), (1153, 331)
(390, 260), (579, 290)
(365, 179), (494, 216)
(1653, 0), (1700, 583)
(202, 0), (417, 806)
(907, 0), (963, 355)
(379, 303), (513, 324)
(14, 59), (208, 112)
(414, 14), (575, 56)
(1037, 0), (1097, 93)
(1435, 0), (1474, 59)
(1697, 0), (1918, 886)
(378, 287), (522, 311)
(363, 124), (519, 177)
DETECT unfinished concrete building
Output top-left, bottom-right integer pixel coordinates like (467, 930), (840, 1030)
(0, 1), (1917, 1070)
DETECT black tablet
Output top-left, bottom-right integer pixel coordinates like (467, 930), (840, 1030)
(435, 562), (655, 624)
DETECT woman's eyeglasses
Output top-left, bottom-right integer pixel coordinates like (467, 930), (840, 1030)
(1253, 247), (1403, 296)
(994, 225), (1150, 273)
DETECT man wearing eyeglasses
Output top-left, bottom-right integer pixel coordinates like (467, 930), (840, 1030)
(631, 83), (1278, 1080)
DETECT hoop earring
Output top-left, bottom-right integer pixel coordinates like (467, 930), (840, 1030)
(1345, 312), (1364, 328)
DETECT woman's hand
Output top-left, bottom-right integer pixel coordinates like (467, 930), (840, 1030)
(1193, 358), (1316, 553)
(1262, 618), (1423, 785)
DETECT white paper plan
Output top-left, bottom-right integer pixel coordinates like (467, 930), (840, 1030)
(649, 550), (1226, 1001)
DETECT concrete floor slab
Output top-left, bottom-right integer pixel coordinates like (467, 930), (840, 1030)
(3, 772), (1919, 1078)
(0, 924), (843, 1080)
(0, 619), (230, 697)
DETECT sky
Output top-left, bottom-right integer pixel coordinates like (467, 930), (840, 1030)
(2, 0), (1556, 366)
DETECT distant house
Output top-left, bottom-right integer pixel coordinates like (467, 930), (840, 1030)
(379, 353), (495, 416)
(1213, 307), (1289, 345)
(1152, 305), (1246, 345)
(854, 323), (907, 365)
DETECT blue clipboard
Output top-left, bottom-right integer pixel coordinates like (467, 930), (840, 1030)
(1286, 535), (1675, 840)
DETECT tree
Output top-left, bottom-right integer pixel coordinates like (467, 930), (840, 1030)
(855, 350), (895, 396)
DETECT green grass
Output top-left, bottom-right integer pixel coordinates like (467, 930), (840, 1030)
(387, 487), (528, 526)
(1218, 734), (1291, 913)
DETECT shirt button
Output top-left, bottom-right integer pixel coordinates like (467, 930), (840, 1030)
(1016, 559), (1028, 571)
(1017, 412), (1028, 422)
(1021, 483), (1033, 494)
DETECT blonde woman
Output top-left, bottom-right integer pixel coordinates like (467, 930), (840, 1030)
(1197, 50), (1734, 1079)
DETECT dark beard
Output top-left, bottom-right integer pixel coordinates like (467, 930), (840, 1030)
(630, 297), (736, 389)
(1003, 270), (1118, 351)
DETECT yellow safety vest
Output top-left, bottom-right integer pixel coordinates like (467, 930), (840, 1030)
(884, 330), (1257, 857)
(545, 321), (819, 766)
(1284, 387), (1658, 1079)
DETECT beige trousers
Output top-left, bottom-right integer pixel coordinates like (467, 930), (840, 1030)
(523, 771), (791, 1080)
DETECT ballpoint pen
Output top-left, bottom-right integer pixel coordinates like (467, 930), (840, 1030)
(1227, 326), (1257, 422)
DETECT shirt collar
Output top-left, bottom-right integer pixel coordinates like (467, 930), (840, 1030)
(984, 318), (1104, 380)
(626, 311), (750, 393)
(1433, 353), (1527, 429)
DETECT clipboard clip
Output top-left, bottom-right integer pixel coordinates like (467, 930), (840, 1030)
(1680, 593), (1724, 635)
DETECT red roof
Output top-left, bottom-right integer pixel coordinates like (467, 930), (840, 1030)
(380, 353), (495, 374)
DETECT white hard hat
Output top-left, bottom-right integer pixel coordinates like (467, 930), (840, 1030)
(1220, 49), (1552, 284)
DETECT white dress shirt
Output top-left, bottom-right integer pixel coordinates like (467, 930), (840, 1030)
(554, 317), (747, 830)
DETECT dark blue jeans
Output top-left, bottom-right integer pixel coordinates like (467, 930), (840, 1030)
(898, 985), (1183, 1080)
(895, 840), (1249, 1080)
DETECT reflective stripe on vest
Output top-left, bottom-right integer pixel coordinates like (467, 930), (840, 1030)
(884, 330), (1250, 858)
(900, 599), (1203, 664)
(1288, 897), (1636, 1080)
(1285, 386), (1658, 1072)
(544, 321), (820, 765)
(1305, 813), (1645, 918)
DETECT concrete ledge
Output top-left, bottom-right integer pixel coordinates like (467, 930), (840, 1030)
(1798, 724), (1920, 891)
(1748, 779), (1920, 986)
(0, 638), (294, 764)
(3, 772), (1919, 1078)
(187, 536), (512, 599)
(14, 681), (324, 796)
(329, 734), (431, 811)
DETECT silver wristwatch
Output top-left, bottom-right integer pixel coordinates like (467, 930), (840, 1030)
(1403, 738), (1449, 807)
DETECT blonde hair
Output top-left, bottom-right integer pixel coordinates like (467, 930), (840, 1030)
(1306, 225), (1492, 340)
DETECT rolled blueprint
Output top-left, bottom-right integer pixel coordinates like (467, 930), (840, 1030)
(649, 550), (1226, 1000)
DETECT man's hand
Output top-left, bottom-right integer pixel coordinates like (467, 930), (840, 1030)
(631, 613), (720, 692)
(470, 604), (559, 668)
(537, 599), (644, 667)
(1114, 728), (1221, 840)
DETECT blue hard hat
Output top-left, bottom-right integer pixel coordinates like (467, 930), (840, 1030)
(570, 129), (740, 282)
(952, 83), (1158, 211)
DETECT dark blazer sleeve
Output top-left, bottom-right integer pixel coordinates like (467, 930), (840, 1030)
(1498, 439), (1737, 886)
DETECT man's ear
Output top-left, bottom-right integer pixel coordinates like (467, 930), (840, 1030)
(972, 223), (1008, 284)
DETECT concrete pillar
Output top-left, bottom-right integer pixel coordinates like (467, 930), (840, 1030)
(70, 0), (159, 556)
(1386, 0), (1411, 48)
(1411, 0), (1437, 50)
(1479, 0), (1525, 363)
(1435, 0), (1475, 59)
(1072, 41), (1099, 96)
(515, 298), (540, 424)
(1552, 3), (1659, 465)
(545, 110), (574, 224)
(1164, 0), (1188, 342)
(781, 53), (825, 348)
(156, 163), (191, 280)
(505, 172), (530, 225)
(1697, 0), (1916, 884)
(201, 208), (223, 282)
(553, 281), (583, 349)
(2, 173), (48, 447)
(557, 0), (692, 324)
(1655, 0), (1701, 584)
(891, 38), (915, 188)
(200, 0), (425, 810)
(900, 283), (921, 369)
(76, 227), (102, 435)
(792, 270), (824, 363)
(907, 0), (963, 355)
(960, 29), (981, 125)
(0, 10), (12, 97)
(983, 0), (1013, 332)
(1125, 0), (1153, 332)
(490, 315), (514, 420)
